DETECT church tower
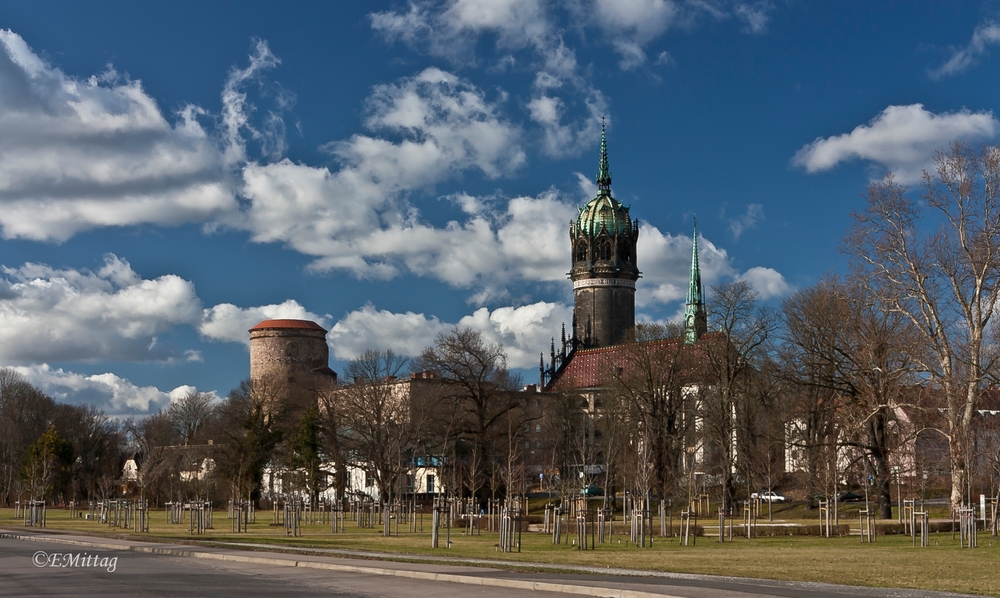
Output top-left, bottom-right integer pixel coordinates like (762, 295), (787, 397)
(569, 122), (640, 348)
(683, 220), (707, 344)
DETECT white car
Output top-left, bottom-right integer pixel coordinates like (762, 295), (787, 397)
(750, 490), (786, 502)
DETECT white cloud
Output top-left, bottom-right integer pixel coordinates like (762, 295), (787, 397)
(0, 254), (202, 364)
(371, 0), (552, 66)
(13, 363), (199, 415)
(239, 99), (577, 294)
(729, 203), (763, 241)
(0, 29), (238, 242)
(734, 1), (773, 34)
(199, 300), (328, 345)
(327, 300), (571, 369)
(736, 266), (792, 299)
(792, 104), (999, 183)
(929, 22), (1000, 80)
(458, 301), (572, 368)
(327, 303), (451, 360)
(221, 38), (288, 164)
(589, 0), (679, 67)
(371, 2), (601, 158)
(636, 225), (735, 307)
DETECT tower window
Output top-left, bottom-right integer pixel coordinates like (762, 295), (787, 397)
(618, 244), (631, 262)
(597, 239), (612, 261)
(575, 241), (588, 262)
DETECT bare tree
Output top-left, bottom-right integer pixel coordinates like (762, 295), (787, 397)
(215, 377), (285, 505)
(609, 322), (695, 501)
(333, 349), (412, 503)
(166, 391), (216, 446)
(847, 143), (1000, 508)
(416, 328), (522, 499)
(701, 281), (776, 512)
(124, 412), (176, 505)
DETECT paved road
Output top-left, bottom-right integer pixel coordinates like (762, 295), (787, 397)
(0, 531), (983, 598)
(0, 536), (569, 598)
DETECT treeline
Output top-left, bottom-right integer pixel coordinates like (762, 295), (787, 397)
(0, 369), (123, 506)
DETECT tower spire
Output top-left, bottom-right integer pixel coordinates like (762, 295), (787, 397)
(596, 116), (611, 193)
(684, 217), (707, 344)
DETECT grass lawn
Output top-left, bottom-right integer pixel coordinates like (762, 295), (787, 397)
(3, 506), (998, 596)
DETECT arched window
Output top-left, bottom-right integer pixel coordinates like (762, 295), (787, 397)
(597, 239), (612, 261)
(575, 241), (588, 262)
(618, 244), (631, 262)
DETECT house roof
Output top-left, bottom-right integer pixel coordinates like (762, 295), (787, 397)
(546, 334), (716, 392)
(249, 319), (327, 333)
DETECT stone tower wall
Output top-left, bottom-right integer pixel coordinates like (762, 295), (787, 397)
(249, 322), (332, 415)
(573, 283), (636, 347)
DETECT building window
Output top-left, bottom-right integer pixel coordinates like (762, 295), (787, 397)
(575, 241), (588, 262)
(535, 424), (542, 433)
(426, 474), (435, 494)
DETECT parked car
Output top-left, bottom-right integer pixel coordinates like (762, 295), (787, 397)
(838, 491), (864, 502)
(580, 485), (604, 497)
(750, 490), (786, 502)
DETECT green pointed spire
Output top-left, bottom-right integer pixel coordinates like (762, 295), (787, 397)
(684, 217), (707, 345)
(596, 117), (611, 193)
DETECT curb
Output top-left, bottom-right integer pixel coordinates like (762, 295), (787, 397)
(1, 532), (682, 598)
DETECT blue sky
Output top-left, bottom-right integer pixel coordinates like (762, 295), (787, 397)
(2, 1), (1000, 415)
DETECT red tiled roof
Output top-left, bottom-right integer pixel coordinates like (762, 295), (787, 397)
(547, 335), (713, 391)
(249, 319), (327, 332)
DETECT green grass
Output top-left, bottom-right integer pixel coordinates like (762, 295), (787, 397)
(4, 507), (998, 596)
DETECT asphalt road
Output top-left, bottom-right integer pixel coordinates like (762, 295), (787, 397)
(0, 532), (984, 598)
(0, 536), (570, 598)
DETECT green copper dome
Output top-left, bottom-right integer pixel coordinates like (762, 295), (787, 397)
(577, 195), (632, 237)
(575, 119), (633, 237)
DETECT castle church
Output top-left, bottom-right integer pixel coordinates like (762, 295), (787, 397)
(543, 122), (707, 389)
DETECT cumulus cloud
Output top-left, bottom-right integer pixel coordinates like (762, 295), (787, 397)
(327, 301), (571, 369)
(371, 2), (603, 158)
(328, 304), (452, 360)
(792, 104), (999, 183)
(0, 254), (202, 364)
(199, 300), (329, 345)
(458, 301), (572, 368)
(240, 110), (577, 294)
(0, 30), (239, 242)
(736, 266), (792, 299)
(929, 21), (1000, 80)
(13, 363), (200, 415)
(729, 203), (763, 241)
(635, 225), (736, 307)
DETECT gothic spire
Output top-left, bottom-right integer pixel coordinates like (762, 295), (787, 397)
(684, 217), (707, 345)
(596, 117), (611, 193)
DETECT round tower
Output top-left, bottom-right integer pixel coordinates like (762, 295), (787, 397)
(249, 319), (336, 415)
(569, 122), (640, 348)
